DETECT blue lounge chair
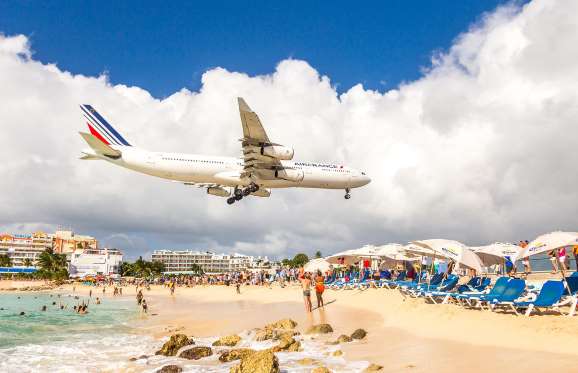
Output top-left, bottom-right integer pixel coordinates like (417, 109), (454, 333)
(506, 280), (565, 316)
(486, 278), (526, 310)
(455, 277), (510, 307)
(421, 275), (460, 303)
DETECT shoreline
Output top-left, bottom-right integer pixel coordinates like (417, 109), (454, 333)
(3, 281), (578, 372)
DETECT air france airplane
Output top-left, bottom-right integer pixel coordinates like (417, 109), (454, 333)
(79, 98), (371, 205)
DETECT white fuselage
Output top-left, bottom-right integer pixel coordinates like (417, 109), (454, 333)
(91, 146), (371, 190)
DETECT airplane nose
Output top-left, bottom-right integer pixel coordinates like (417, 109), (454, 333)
(362, 175), (371, 185)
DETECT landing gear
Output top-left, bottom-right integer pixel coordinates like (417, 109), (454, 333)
(344, 188), (351, 200)
(227, 184), (260, 205)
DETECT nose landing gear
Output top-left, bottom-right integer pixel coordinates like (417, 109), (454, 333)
(344, 188), (351, 200)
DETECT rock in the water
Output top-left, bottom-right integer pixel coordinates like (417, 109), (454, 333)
(254, 328), (275, 341)
(363, 363), (383, 372)
(155, 334), (194, 356)
(179, 346), (213, 360)
(219, 348), (255, 362)
(265, 318), (297, 330)
(296, 357), (317, 365)
(306, 324), (333, 334)
(212, 335), (241, 347)
(156, 365), (183, 373)
(336, 334), (353, 343)
(351, 329), (367, 340)
(272, 329), (299, 341)
(230, 349), (279, 373)
(312, 367), (332, 373)
(271, 336), (301, 352)
(332, 350), (343, 357)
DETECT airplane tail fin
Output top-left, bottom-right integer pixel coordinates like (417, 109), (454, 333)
(79, 132), (122, 159)
(79, 104), (131, 146)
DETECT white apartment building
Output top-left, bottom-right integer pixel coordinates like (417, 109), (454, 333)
(152, 250), (270, 273)
(0, 232), (53, 267)
(68, 248), (124, 278)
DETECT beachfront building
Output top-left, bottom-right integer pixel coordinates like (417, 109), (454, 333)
(68, 248), (124, 278)
(52, 230), (98, 254)
(151, 250), (271, 273)
(0, 231), (53, 267)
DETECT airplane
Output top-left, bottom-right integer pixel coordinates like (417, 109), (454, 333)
(78, 98), (371, 205)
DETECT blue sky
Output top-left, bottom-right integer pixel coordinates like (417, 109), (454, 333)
(0, 1), (519, 98)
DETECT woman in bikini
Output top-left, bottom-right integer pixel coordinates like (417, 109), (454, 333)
(300, 273), (312, 312)
(314, 270), (325, 309)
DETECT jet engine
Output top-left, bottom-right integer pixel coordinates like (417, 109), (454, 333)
(251, 188), (271, 197)
(274, 168), (304, 182)
(207, 186), (230, 197)
(261, 145), (294, 160)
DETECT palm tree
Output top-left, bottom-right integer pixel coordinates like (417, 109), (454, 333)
(314, 251), (322, 259)
(0, 254), (12, 267)
(23, 258), (33, 267)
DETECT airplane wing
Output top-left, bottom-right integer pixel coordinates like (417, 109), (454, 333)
(237, 97), (283, 180)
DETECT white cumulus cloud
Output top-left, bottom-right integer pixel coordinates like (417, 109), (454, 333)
(1, 0), (577, 259)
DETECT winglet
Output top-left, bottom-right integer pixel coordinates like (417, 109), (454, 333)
(237, 97), (252, 112)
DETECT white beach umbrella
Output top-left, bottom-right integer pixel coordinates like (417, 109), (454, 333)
(326, 249), (362, 266)
(304, 258), (333, 273)
(471, 242), (521, 266)
(375, 244), (419, 263)
(410, 239), (483, 273)
(517, 232), (578, 259)
(349, 245), (380, 257)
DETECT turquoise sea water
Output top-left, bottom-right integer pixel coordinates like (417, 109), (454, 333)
(0, 292), (158, 372)
(0, 292), (136, 348)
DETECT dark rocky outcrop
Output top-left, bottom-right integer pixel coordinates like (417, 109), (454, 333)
(155, 334), (194, 356)
(305, 324), (333, 334)
(212, 335), (241, 347)
(363, 363), (384, 372)
(264, 318), (297, 330)
(270, 336), (301, 352)
(229, 349), (279, 373)
(156, 365), (183, 373)
(178, 346), (213, 360)
(219, 348), (255, 362)
(350, 328), (367, 340)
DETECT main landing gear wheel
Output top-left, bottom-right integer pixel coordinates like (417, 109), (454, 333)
(227, 197), (236, 205)
(235, 194), (243, 201)
(250, 183), (259, 193)
(242, 188), (252, 197)
(344, 188), (351, 200)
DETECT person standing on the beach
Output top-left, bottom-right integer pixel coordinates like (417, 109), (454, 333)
(573, 245), (578, 271)
(314, 270), (325, 309)
(89, 289), (92, 298)
(236, 281), (241, 294)
(141, 299), (148, 314)
(300, 273), (312, 312)
(549, 250), (559, 273)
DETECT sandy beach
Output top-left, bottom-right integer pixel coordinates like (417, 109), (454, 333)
(12, 279), (568, 373)
(2, 278), (578, 372)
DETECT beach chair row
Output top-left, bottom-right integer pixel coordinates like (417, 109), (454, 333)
(392, 273), (578, 316)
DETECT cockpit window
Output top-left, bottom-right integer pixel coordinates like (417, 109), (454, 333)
(361, 172), (366, 175)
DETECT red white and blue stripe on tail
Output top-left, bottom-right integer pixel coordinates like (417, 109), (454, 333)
(80, 104), (131, 146)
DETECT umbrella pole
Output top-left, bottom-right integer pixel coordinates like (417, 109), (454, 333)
(428, 253), (436, 291)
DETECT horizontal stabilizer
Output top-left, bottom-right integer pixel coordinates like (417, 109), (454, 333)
(79, 132), (121, 158)
(79, 154), (101, 160)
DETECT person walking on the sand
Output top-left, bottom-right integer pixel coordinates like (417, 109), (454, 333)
(300, 273), (312, 312)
